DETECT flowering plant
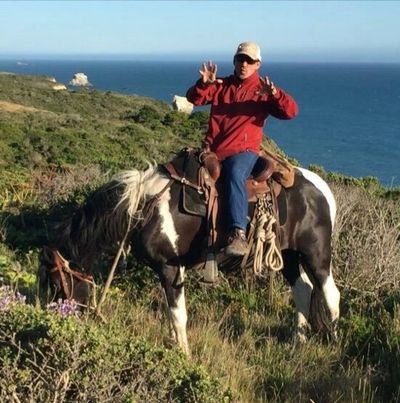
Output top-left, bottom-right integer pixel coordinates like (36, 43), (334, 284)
(46, 298), (81, 317)
(0, 285), (26, 311)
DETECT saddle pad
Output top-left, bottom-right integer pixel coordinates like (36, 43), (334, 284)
(182, 185), (207, 217)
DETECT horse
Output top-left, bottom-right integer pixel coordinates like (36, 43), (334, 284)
(38, 148), (340, 355)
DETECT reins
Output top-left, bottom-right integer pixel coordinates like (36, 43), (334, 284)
(50, 254), (96, 304)
(95, 213), (132, 318)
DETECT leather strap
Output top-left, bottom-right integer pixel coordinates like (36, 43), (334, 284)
(164, 162), (202, 192)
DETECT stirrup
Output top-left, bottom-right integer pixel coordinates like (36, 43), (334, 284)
(201, 252), (219, 283)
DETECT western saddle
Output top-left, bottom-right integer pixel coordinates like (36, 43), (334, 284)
(163, 147), (295, 282)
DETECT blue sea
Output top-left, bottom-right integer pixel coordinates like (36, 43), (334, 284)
(1, 59), (399, 187)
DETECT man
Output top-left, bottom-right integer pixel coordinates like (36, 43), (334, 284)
(186, 42), (298, 256)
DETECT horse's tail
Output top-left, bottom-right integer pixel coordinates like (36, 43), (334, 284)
(56, 165), (157, 267)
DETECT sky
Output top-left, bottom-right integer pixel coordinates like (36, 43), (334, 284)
(1, 1), (400, 62)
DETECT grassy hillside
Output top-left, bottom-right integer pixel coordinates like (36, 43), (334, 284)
(0, 73), (209, 186)
(1, 73), (399, 402)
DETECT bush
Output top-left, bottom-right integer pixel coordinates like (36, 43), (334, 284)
(0, 303), (232, 402)
(129, 105), (164, 126)
(162, 110), (205, 142)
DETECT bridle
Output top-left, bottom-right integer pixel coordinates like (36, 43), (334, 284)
(49, 250), (96, 306)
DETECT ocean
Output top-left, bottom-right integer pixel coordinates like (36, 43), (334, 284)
(0, 59), (399, 187)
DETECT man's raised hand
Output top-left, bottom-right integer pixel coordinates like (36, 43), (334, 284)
(258, 76), (278, 96)
(200, 61), (223, 85)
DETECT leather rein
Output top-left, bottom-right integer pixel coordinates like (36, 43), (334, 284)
(50, 258), (95, 302)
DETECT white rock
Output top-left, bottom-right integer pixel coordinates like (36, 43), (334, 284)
(69, 73), (92, 87)
(172, 95), (193, 114)
(52, 84), (67, 91)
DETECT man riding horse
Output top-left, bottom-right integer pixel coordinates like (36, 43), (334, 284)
(39, 42), (341, 356)
(186, 42), (298, 256)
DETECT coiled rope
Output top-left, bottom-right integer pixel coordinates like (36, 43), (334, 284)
(242, 194), (283, 276)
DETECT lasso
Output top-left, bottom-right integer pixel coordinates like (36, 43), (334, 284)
(241, 194), (283, 276)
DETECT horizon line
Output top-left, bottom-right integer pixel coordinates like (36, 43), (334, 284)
(1, 53), (399, 64)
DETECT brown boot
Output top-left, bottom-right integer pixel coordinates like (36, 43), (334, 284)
(225, 228), (249, 256)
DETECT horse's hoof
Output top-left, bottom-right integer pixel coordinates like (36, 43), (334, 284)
(294, 325), (309, 344)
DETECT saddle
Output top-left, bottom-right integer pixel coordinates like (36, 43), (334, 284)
(162, 148), (295, 280)
(163, 148), (293, 217)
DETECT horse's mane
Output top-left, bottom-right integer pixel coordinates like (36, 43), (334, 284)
(55, 165), (158, 268)
(114, 165), (158, 218)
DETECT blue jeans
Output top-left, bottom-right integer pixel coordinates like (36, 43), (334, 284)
(222, 151), (258, 231)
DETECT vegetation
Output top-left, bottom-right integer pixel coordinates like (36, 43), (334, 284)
(1, 73), (399, 402)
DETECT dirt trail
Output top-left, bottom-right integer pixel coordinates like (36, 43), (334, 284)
(0, 100), (46, 113)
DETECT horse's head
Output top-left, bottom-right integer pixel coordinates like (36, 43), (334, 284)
(38, 246), (94, 307)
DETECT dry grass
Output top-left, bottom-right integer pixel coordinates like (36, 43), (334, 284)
(96, 285), (381, 402)
(332, 184), (400, 294)
(33, 164), (106, 205)
(0, 100), (47, 113)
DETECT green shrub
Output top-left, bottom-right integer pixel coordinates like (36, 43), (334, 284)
(129, 105), (164, 125)
(0, 303), (232, 402)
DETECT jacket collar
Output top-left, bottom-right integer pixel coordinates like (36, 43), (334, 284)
(233, 71), (260, 87)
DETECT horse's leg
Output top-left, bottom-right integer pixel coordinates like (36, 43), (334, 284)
(282, 250), (313, 342)
(319, 263), (340, 337)
(162, 287), (178, 344)
(159, 264), (190, 356)
(300, 241), (340, 335)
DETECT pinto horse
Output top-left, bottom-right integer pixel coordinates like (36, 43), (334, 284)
(38, 149), (340, 355)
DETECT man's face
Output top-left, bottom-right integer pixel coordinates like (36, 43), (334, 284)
(234, 54), (261, 80)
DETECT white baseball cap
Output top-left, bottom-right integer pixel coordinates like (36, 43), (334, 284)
(235, 42), (262, 61)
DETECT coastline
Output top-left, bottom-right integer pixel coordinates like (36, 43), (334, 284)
(0, 64), (398, 187)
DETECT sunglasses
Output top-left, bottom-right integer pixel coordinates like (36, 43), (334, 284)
(235, 54), (258, 64)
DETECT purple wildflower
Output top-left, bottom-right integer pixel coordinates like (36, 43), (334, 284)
(0, 285), (26, 311)
(46, 298), (81, 317)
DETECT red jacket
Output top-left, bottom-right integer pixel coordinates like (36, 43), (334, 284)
(186, 72), (298, 160)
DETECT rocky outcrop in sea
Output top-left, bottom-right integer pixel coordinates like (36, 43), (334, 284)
(69, 73), (92, 87)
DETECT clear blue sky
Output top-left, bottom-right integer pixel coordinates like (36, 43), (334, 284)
(1, 1), (400, 62)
